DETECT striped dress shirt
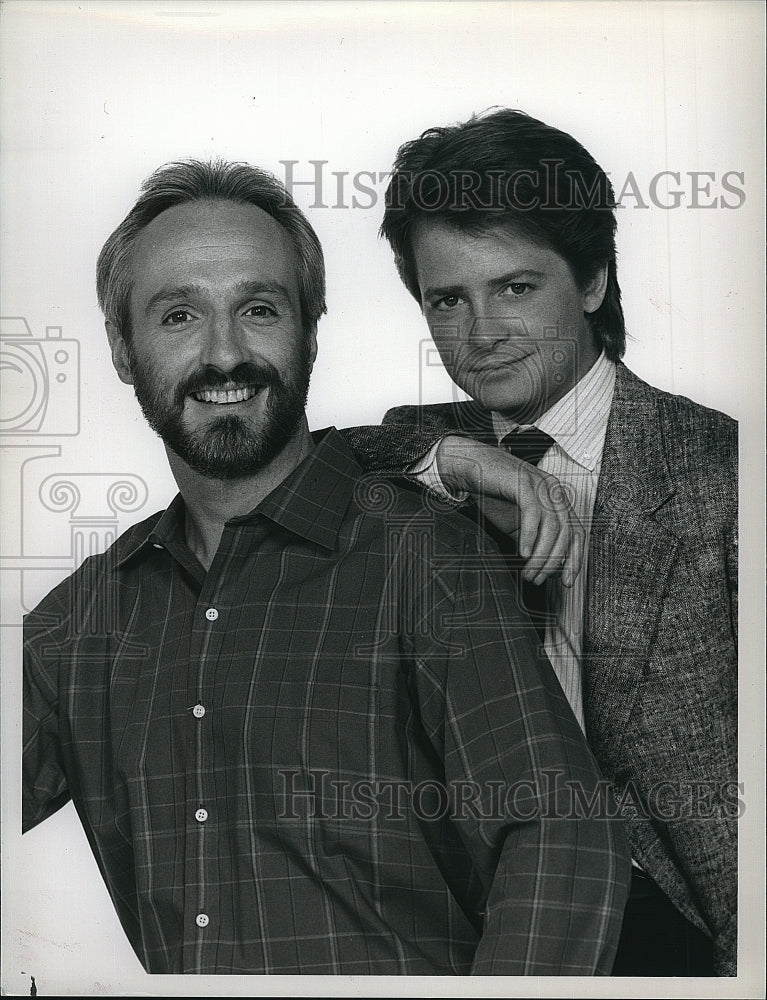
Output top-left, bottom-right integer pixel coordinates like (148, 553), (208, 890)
(411, 353), (617, 731)
(492, 352), (617, 730)
(23, 427), (629, 976)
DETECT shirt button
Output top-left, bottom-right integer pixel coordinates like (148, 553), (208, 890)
(195, 807), (208, 822)
(192, 704), (206, 719)
(196, 913), (209, 928)
(205, 608), (219, 621)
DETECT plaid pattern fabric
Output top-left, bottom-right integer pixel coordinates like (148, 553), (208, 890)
(24, 429), (630, 976)
(341, 362), (738, 974)
(403, 353), (617, 730)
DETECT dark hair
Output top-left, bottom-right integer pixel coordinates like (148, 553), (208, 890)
(380, 108), (625, 360)
(97, 158), (326, 341)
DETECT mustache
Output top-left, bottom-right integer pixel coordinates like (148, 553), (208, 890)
(174, 362), (280, 405)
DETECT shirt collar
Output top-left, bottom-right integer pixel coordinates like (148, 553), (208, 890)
(114, 495), (184, 568)
(116, 428), (362, 567)
(491, 351), (616, 471)
(253, 427), (362, 550)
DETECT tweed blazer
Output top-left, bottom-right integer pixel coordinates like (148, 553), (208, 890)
(341, 362), (738, 975)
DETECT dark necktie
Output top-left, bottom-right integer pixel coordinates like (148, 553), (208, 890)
(500, 428), (556, 644)
(501, 427), (555, 467)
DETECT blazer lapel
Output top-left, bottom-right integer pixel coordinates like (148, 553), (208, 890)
(418, 380), (681, 772)
(583, 365), (680, 766)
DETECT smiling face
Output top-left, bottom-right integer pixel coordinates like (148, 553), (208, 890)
(107, 199), (315, 479)
(411, 218), (607, 423)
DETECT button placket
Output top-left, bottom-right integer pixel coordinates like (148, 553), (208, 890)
(188, 568), (232, 959)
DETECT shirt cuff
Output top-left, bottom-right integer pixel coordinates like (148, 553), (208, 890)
(405, 440), (471, 504)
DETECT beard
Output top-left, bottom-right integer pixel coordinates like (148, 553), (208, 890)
(127, 348), (311, 480)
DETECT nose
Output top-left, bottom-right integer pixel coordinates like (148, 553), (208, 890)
(466, 313), (530, 347)
(199, 312), (250, 372)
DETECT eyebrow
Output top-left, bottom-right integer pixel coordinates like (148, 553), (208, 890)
(422, 270), (547, 300)
(144, 280), (295, 315)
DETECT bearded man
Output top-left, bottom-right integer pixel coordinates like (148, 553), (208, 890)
(22, 158), (629, 976)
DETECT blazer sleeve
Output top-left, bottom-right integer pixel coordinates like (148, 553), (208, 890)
(339, 405), (464, 476)
(726, 497), (738, 652)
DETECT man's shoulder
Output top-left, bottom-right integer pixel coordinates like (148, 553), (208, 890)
(24, 509), (166, 624)
(608, 365), (737, 515)
(614, 363), (737, 462)
(338, 404), (495, 474)
(618, 363), (735, 426)
(349, 470), (484, 555)
(383, 398), (495, 439)
(383, 400), (469, 425)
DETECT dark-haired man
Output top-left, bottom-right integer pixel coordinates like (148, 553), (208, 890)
(343, 109), (738, 976)
(23, 158), (630, 976)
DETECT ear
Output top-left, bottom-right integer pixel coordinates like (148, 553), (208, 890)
(583, 264), (609, 315)
(306, 325), (318, 371)
(105, 321), (134, 385)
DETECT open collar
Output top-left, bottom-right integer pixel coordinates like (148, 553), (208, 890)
(116, 428), (362, 567)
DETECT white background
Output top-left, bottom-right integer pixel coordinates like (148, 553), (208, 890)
(1, 1), (764, 996)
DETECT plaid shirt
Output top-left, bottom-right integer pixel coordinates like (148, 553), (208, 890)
(23, 428), (630, 976)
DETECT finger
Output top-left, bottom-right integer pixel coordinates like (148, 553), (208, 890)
(529, 519), (568, 584)
(526, 474), (583, 583)
(522, 472), (567, 579)
(531, 518), (571, 586)
(522, 507), (561, 581)
(516, 480), (542, 559)
(561, 521), (586, 587)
